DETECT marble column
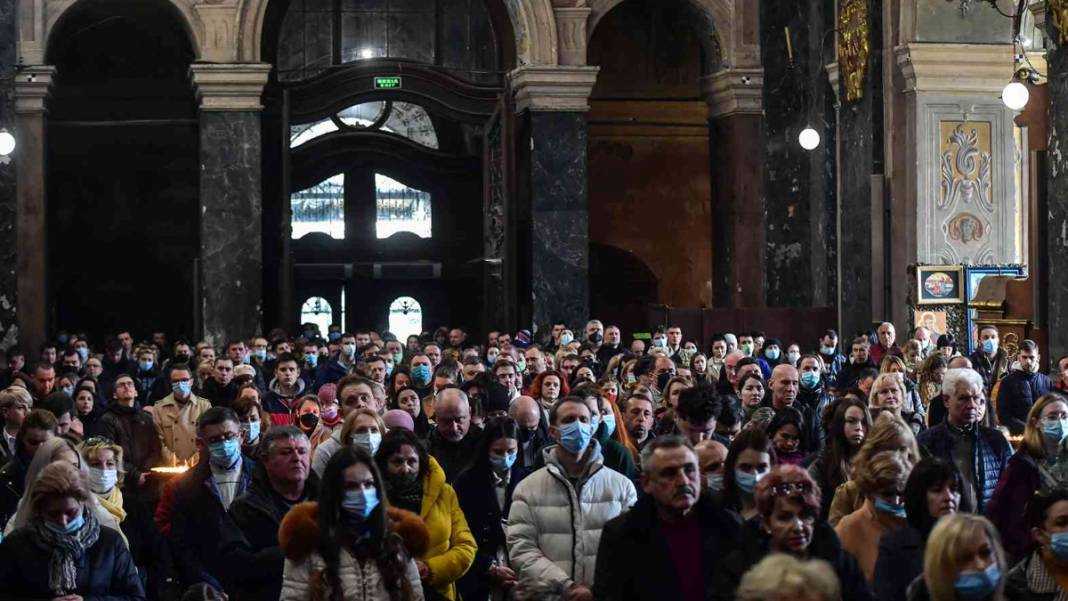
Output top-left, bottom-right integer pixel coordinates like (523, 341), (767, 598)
(509, 65), (598, 334)
(1047, 19), (1068, 362)
(0, 0), (16, 349)
(13, 66), (54, 355)
(704, 68), (767, 308)
(190, 64), (270, 347)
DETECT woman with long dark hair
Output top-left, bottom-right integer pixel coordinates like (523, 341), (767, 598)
(808, 398), (872, 519)
(721, 427), (777, 521)
(280, 446), (428, 601)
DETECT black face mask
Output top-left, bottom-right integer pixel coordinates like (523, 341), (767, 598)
(298, 413), (319, 431)
(657, 371), (672, 391)
(175, 353), (191, 364)
(589, 332), (604, 344)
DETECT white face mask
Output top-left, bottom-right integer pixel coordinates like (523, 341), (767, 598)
(89, 467), (118, 494)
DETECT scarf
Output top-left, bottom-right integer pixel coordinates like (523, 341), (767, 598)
(96, 487), (127, 524)
(386, 473), (423, 514)
(33, 507), (101, 596)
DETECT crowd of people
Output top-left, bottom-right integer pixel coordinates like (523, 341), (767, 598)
(0, 318), (1064, 601)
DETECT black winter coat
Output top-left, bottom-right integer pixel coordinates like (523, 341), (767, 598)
(96, 404), (162, 486)
(1004, 552), (1061, 601)
(709, 519), (872, 601)
(0, 453), (29, 530)
(594, 494), (742, 601)
(0, 525), (145, 601)
(997, 370), (1053, 435)
(873, 526), (926, 601)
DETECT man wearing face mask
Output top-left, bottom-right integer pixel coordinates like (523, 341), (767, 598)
(696, 439), (728, 498)
(132, 347), (164, 406)
(969, 325), (1010, 396)
(408, 352), (434, 398)
(427, 387), (480, 482)
(507, 396), (636, 601)
(153, 364), (212, 467)
(736, 333), (772, 380)
(996, 339), (1052, 435)
(299, 341), (320, 389)
(585, 320), (605, 358)
(594, 436), (740, 601)
(314, 333), (359, 390)
(796, 354), (833, 418)
(165, 407), (256, 592)
(509, 395), (551, 470)
(818, 329), (847, 384)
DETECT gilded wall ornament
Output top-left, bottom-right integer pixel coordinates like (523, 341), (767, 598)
(1051, 0), (1068, 46)
(837, 0), (870, 102)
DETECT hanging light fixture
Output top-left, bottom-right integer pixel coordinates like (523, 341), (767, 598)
(1002, 66), (1036, 111)
(0, 128), (13, 156)
(798, 126), (821, 151)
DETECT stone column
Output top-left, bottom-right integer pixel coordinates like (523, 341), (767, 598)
(13, 66), (54, 355)
(189, 64), (270, 347)
(703, 68), (767, 308)
(0, 0), (17, 349)
(1048, 19), (1068, 362)
(509, 65), (598, 334)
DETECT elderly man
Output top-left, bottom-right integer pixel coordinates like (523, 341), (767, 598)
(717, 350), (747, 396)
(427, 387), (480, 481)
(695, 439), (728, 494)
(763, 364), (821, 453)
(594, 436), (740, 601)
(508, 396), (636, 601)
(917, 368), (1011, 513)
(510, 395), (551, 470)
(870, 322), (903, 367)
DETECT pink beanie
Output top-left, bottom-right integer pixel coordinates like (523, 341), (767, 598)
(317, 383), (337, 405)
(384, 409), (415, 432)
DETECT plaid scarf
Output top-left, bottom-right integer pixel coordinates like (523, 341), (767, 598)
(32, 506), (101, 596)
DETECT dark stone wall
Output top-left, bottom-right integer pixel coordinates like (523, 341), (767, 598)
(837, 0), (882, 340)
(200, 111), (263, 346)
(1047, 21), (1068, 363)
(528, 111), (589, 332)
(0, 0), (15, 348)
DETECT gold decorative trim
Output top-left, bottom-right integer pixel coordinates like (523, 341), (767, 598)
(838, 0), (871, 102)
(1051, 0), (1068, 46)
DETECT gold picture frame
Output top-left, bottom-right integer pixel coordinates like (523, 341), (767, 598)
(916, 265), (965, 305)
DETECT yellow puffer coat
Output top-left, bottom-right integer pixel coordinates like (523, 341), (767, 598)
(419, 456), (476, 600)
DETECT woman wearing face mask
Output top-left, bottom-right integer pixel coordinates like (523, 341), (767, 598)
(596, 388), (637, 465)
(232, 383), (270, 457)
(0, 462), (144, 600)
(808, 398), (871, 520)
(767, 407), (807, 466)
(988, 394), (1068, 563)
(453, 417), (529, 601)
(294, 395), (331, 453)
(279, 446), (428, 601)
(81, 438), (128, 531)
(828, 412), (921, 526)
(835, 451), (913, 582)
(873, 458), (962, 601)
(376, 429), (475, 601)
(1004, 488), (1068, 601)
(391, 386), (431, 438)
(908, 514), (1007, 601)
(760, 338), (786, 367)
(343, 408), (385, 459)
(711, 465), (871, 601)
(722, 427), (777, 521)
(784, 343), (802, 368)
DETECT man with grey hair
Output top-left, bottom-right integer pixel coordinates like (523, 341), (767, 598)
(427, 386), (479, 481)
(917, 368), (1011, 513)
(221, 425), (317, 599)
(0, 387), (32, 461)
(585, 319), (605, 355)
(594, 435), (740, 601)
(510, 395), (551, 469)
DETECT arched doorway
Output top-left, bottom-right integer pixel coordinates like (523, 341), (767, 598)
(260, 0), (516, 336)
(45, 0), (199, 340)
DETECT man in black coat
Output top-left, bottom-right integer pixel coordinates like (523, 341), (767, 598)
(96, 373), (161, 488)
(594, 436), (740, 601)
(996, 339), (1052, 435)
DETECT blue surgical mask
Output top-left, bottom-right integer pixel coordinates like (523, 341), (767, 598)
(735, 469), (764, 495)
(559, 333), (574, 346)
(242, 421), (260, 443)
(172, 381), (192, 397)
(385, 363), (394, 378)
(652, 338), (666, 349)
(1043, 418), (1068, 444)
(800, 371), (821, 390)
(602, 413), (616, 437)
(558, 420), (593, 455)
(351, 432), (382, 456)
(411, 364), (432, 385)
(820, 345), (836, 355)
(765, 348), (781, 361)
(305, 353), (318, 368)
(341, 344), (356, 357)
(981, 339), (998, 355)
(242, 353), (251, 365)
(209, 437), (241, 469)
(489, 450), (517, 472)
(61, 385), (74, 397)
(342, 487), (380, 521)
(46, 510), (85, 536)
(75, 347), (89, 362)
(139, 359), (154, 372)
(486, 353), (497, 365)
(328, 332), (342, 342)
(704, 472), (724, 492)
(954, 563), (1001, 599)
(873, 497), (907, 518)
(253, 349), (267, 361)
(1050, 532), (1068, 560)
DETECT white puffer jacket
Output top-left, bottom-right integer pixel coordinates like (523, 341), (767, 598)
(281, 549), (424, 601)
(506, 441), (637, 588)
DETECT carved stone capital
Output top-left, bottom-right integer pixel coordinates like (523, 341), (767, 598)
(509, 65), (600, 113)
(13, 66), (56, 114)
(189, 63), (271, 111)
(194, 1), (241, 63)
(701, 67), (763, 119)
(895, 43), (1015, 95)
(555, 6), (592, 66)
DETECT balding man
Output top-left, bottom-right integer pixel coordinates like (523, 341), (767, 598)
(427, 387), (479, 481)
(695, 439), (728, 495)
(870, 322), (903, 366)
(763, 364), (821, 453)
(510, 396), (551, 470)
(717, 350), (746, 396)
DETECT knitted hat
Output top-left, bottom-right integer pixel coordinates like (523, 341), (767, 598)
(317, 383), (337, 406)
(384, 409), (415, 432)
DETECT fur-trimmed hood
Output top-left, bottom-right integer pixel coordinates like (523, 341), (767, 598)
(279, 501), (430, 562)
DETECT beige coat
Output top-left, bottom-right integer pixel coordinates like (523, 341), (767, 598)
(152, 393), (212, 466)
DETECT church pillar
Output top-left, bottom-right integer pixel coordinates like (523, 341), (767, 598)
(13, 66), (54, 355)
(0, 0), (17, 348)
(190, 63), (270, 347)
(509, 65), (598, 334)
(1047, 19), (1068, 362)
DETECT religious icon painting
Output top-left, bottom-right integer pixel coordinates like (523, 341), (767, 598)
(916, 265), (964, 305)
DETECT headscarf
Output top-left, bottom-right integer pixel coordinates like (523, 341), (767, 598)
(32, 500), (101, 596)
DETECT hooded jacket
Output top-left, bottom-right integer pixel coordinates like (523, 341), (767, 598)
(506, 441), (637, 589)
(262, 377), (308, 427)
(279, 502), (428, 601)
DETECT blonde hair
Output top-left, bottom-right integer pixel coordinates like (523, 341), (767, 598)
(850, 412), (920, 477)
(923, 514), (1006, 601)
(340, 408), (386, 446)
(1023, 393), (1068, 459)
(0, 386), (32, 410)
(30, 461), (91, 512)
(868, 372), (910, 414)
(855, 450), (912, 497)
(880, 355), (908, 374)
(80, 438), (126, 487)
(736, 553), (840, 601)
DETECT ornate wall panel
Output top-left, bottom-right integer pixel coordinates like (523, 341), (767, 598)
(915, 97), (1025, 266)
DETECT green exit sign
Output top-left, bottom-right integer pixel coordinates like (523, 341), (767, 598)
(374, 76), (402, 90)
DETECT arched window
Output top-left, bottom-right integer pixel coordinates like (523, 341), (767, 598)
(290, 101), (439, 149)
(300, 296), (334, 335)
(292, 174), (345, 239)
(375, 174), (431, 239)
(388, 296), (422, 340)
